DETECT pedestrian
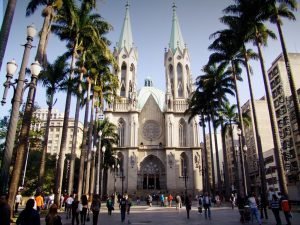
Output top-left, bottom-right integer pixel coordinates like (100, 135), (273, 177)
(16, 199), (40, 225)
(280, 194), (292, 225)
(71, 196), (80, 225)
(65, 194), (74, 219)
(270, 194), (282, 225)
(119, 195), (128, 222)
(248, 192), (262, 225)
(91, 194), (101, 225)
(0, 195), (11, 225)
(48, 193), (54, 209)
(60, 194), (64, 209)
(15, 191), (23, 214)
(35, 192), (44, 213)
(230, 193), (236, 210)
(160, 193), (164, 207)
(236, 195), (246, 223)
(168, 193), (173, 207)
(106, 196), (114, 215)
(185, 194), (192, 219)
(80, 195), (89, 225)
(259, 194), (268, 220)
(175, 194), (182, 209)
(198, 194), (203, 214)
(203, 192), (211, 220)
(126, 195), (132, 214)
(45, 204), (62, 225)
(148, 194), (152, 207)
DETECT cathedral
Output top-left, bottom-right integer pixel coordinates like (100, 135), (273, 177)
(105, 3), (202, 196)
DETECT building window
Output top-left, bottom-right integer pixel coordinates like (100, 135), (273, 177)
(177, 63), (183, 97)
(118, 118), (125, 147)
(180, 153), (188, 177)
(179, 119), (186, 147)
(120, 62), (127, 97)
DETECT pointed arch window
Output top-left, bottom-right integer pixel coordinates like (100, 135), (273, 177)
(118, 118), (125, 147)
(179, 118), (186, 147)
(120, 62), (127, 97)
(169, 65), (174, 96)
(177, 63), (183, 97)
(180, 153), (188, 177)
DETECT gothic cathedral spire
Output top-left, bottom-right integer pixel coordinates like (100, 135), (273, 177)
(165, 3), (192, 111)
(114, 1), (138, 100)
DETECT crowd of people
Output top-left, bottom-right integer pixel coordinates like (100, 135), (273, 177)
(0, 189), (295, 225)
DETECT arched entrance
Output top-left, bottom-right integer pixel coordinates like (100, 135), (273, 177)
(138, 155), (166, 191)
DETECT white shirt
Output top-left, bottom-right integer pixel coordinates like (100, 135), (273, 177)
(248, 197), (258, 209)
(66, 196), (74, 205)
(15, 194), (22, 203)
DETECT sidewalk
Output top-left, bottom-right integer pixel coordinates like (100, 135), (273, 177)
(38, 201), (299, 225)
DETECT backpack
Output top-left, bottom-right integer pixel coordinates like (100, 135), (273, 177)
(281, 199), (290, 212)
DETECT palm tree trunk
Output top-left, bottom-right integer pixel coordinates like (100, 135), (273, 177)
(0, 0), (17, 71)
(207, 115), (216, 193)
(54, 86), (72, 204)
(7, 75), (38, 209)
(38, 94), (54, 187)
(68, 72), (83, 195)
(220, 120), (230, 199)
(243, 44), (262, 196)
(229, 121), (239, 194)
(35, 6), (53, 66)
(54, 48), (77, 204)
(212, 114), (222, 194)
(255, 34), (288, 196)
(85, 89), (95, 194)
(201, 113), (210, 192)
(276, 19), (300, 134)
(78, 80), (91, 197)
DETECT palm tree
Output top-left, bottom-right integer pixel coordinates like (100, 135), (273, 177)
(224, 0), (288, 197)
(219, 102), (240, 194)
(201, 63), (235, 196)
(51, 0), (112, 204)
(26, 0), (63, 65)
(266, 0), (300, 138)
(37, 55), (69, 188)
(96, 118), (119, 197)
(0, 0), (17, 71)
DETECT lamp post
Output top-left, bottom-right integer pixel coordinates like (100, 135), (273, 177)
(112, 164), (117, 204)
(242, 145), (248, 196)
(95, 131), (102, 194)
(117, 164), (125, 196)
(0, 25), (37, 195)
(237, 128), (247, 197)
(101, 146), (106, 196)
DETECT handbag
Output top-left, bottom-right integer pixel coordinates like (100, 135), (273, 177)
(86, 210), (90, 222)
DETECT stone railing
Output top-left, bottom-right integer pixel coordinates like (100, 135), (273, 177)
(173, 99), (188, 112)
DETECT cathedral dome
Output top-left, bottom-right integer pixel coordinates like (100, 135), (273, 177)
(137, 84), (165, 112)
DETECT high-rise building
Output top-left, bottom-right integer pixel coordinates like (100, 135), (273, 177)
(104, 3), (202, 196)
(267, 53), (300, 197)
(32, 108), (83, 157)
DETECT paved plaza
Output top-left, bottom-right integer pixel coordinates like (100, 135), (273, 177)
(38, 202), (299, 225)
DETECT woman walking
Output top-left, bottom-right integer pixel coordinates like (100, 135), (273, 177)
(80, 195), (89, 225)
(16, 199), (40, 225)
(185, 195), (192, 219)
(270, 194), (282, 225)
(71, 197), (80, 225)
(91, 194), (101, 225)
(45, 204), (62, 225)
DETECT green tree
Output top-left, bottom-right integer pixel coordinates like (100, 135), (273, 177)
(51, 0), (113, 203)
(0, 0), (17, 71)
(37, 55), (69, 188)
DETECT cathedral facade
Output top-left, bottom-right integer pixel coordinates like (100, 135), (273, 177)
(105, 4), (202, 196)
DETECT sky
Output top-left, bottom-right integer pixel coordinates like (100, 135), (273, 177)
(0, 0), (300, 123)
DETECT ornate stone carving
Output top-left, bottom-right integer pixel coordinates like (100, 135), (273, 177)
(142, 120), (161, 141)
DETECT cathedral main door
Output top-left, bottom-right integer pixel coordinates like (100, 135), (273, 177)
(138, 155), (166, 191)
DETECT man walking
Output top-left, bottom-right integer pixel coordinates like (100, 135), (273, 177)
(119, 195), (128, 223)
(203, 192), (211, 220)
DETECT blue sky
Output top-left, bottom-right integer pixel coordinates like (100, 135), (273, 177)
(0, 0), (300, 123)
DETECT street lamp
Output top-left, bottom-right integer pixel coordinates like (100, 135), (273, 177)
(112, 164), (117, 204)
(0, 25), (38, 195)
(117, 163), (125, 196)
(95, 131), (102, 194)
